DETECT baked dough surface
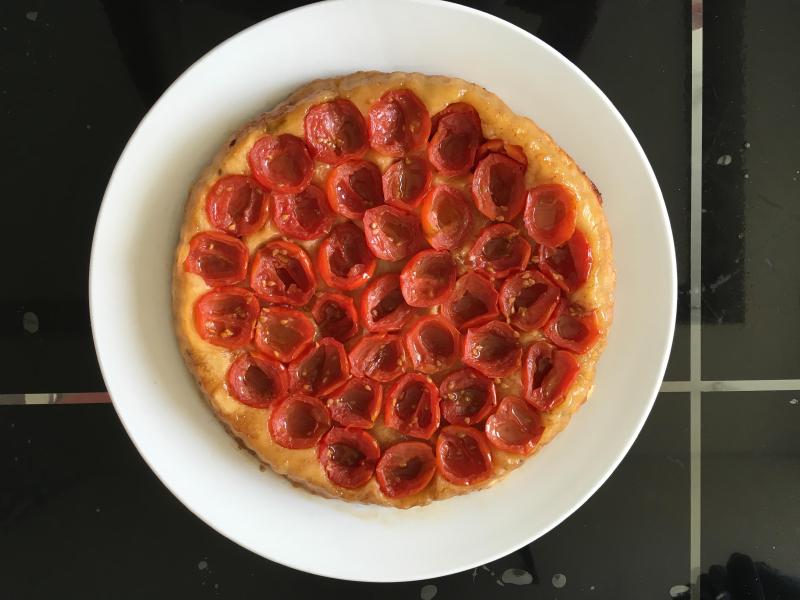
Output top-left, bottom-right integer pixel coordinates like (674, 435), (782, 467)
(173, 71), (615, 508)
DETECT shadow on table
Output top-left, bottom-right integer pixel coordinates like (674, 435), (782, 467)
(698, 553), (800, 600)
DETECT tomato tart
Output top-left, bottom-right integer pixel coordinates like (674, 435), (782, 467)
(173, 71), (614, 508)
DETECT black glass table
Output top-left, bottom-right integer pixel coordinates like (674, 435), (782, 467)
(2, 1), (799, 598)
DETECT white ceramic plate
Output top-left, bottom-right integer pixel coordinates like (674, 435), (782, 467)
(90, 0), (675, 582)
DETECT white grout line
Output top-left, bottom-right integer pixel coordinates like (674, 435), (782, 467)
(24, 394), (51, 405)
(661, 380), (800, 393)
(689, 16), (704, 593)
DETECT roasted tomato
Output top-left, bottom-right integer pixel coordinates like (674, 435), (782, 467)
(471, 153), (526, 221)
(498, 270), (561, 332)
(317, 222), (377, 291)
(183, 231), (248, 287)
(384, 373), (440, 440)
(524, 183), (578, 248)
(272, 184), (335, 241)
(403, 314), (461, 374)
(268, 394), (331, 449)
(544, 301), (601, 354)
(226, 352), (288, 408)
(467, 223), (531, 280)
(427, 102), (482, 176)
(193, 287), (259, 349)
(419, 185), (472, 250)
(360, 274), (415, 333)
(288, 337), (350, 397)
(318, 427), (380, 489)
(348, 334), (406, 382)
(254, 306), (316, 363)
(249, 240), (315, 306)
(363, 205), (425, 261)
(311, 292), (359, 342)
(376, 441), (436, 499)
(205, 175), (269, 236)
(521, 341), (580, 411)
(485, 395), (544, 455)
(368, 89), (431, 157)
(462, 320), (522, 378)
(538, 228), (593, 292)
(436, 425), (493, 486)
(327, 377), (382, 429)
(382, 157), (432, 211)
(399, 249), (457, 308)
(303, 98), (368, 164)
(438, 368), (497, 426)
(247, 133), (313, 194)
(441, 272), (499, 331)
(325, 159), (384, 219)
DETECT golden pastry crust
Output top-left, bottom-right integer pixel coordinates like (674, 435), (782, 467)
(173, 71), (615, 508)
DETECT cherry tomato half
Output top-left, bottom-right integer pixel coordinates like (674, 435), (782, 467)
(419, 185), (472, 251)
(303, 98), (368, 164)
(476, 138), (528, 168)
(471, 153), (526, 221)
(268, 394), (331, 449)
(468, 223), (531, 280)
(376, 441), (436, 499)
(311, 292), (359, 342)
(250, 240), (316, 306)
(462, 320), (522, 378)
(384, 373), (440, 440)
(205, 175), (269, 236)
(360, 274), (414, 333)
(183, 231), (248, 287)
(247, 133), (313, 194)
(327, 377), (382, 428)
(348, 334), (406, 383)
(436, 425), (493, 486)
(403, 314), (461, 374)
(288, 337), (350, 397)
(317, 222), (377, 291)
(485, 395), (544, 455)
(318, 427), (380, 489)
(363, 205), (425, 261)
(226, 352), (288, 409)
(427, 102), (482, 176)
(254, 306), (316, 363)
(272, 184), (335, 241)
(399, 249), (457, 308)
(524, 183), (578, 248)
(382, 157), (432, 211)
(368, 89), (431, 157)
(439, 367), (497, 426)
(325, 159), (384, 219)
(441, 272), (499, 331)
(539, 228), (593, 293)
(544, 301), (601, 354)
(498, 270), (561, 332)
(193, 287), (259, 349)
(522, 341), (580, 411)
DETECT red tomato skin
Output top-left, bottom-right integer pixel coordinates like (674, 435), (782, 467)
(268, 394), (331, 449)
(462, 320), (522, 378)
(485, 395), (544, 455)
(436, 425), (493, 486)
(254, 306), (316, 363)
(441, 272), (500, 331)
(303, 98), (368, 164)
(403, 314), (461, 374)
(247, 134), (313, 194)
(544, 301), (601, 354)
(467, 223), (532, 280)
(419, 185), (473, 251)
(368, 89), (431, 157)
(325, 159), (384, 219)
(382, 157), (432, 211)
(376, 441), (436, 499)
(348, 334), (407, 383)
(438, 368), (497, 426)
(524, 183), (578, 248)
(249, 240), (316, 306)
(205, 175), (269, 236)
(522, 341), (580, 411)
(399, 249), (457, 308)
(498, 270), (561, 332)
(311, 292), (359, 343)
(539, 228), (593, 293)
(226, 352), (289, 409)
(317, 223), (377, 291)
(471, 153), (526, 221)
(318, 427), (380, 489)
(327, 377), (382, 428)
(384, 373), (441, 439)
(183, 231), (249, 287)
(193, 287), (259, 349)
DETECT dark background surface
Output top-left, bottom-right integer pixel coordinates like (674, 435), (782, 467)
(2, 1), (799, 599)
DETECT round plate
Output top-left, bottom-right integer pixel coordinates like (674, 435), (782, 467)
(90, 0), (675, 582)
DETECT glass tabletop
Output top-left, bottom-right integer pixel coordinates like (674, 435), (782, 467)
(1, 1), (798, 598)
